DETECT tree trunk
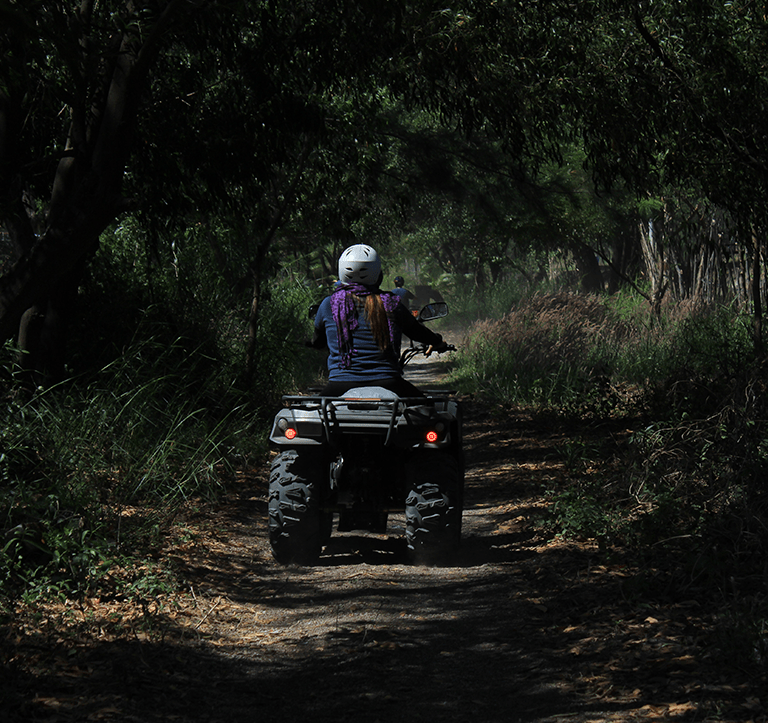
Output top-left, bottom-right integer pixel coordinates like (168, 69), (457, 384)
(571, 241), (604, 293)
(16, 256), (89, 387)
(639, 216), (668, 319)
(245, 272), (262, 379)
(607, 225), (631, 293)
(243, 140), (313, 379)
(751, 229), (763, 357)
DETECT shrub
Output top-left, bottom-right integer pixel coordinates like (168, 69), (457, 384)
(452, 292), (757, 417)
(451, 292), (632, 413)
(0, 266), (327, 608)
(0, 336), (233, 601)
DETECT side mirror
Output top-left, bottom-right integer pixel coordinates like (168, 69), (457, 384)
(418, 301), (448, 322)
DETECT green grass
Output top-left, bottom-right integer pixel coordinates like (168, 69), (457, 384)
(0, 277), (320, 610)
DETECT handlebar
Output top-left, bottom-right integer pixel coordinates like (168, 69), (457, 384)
(400, 342), (456, 368)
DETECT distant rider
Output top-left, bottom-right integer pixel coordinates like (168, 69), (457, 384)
(391, 275), (416, 310)
(308, 245), (448, 397)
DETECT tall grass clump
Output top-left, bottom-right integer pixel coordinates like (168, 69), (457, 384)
(453, 291), (756, 416)
(0, 331), (241, 604)
(0, 273), (320, 609)
(452, 291), (643, 413)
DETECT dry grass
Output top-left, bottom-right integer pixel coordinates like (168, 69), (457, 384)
(454, 292), (646, 413)
(453, 291), (768, 672)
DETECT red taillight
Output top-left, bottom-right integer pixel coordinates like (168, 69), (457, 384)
(284, 428), (298, 440)
(425, 430), (439, 443)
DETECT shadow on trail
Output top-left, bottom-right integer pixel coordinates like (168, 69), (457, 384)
(5, 401), (758, 723)
(8, 539), (727, 723)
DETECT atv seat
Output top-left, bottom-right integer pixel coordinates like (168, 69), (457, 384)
(342, 386), (399, 400)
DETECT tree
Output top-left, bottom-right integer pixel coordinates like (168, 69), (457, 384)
(0, 0), (412, 384)
(16, 0), (768, 384)
(0, 1), (235, 383)
(573, 1), (768, 344)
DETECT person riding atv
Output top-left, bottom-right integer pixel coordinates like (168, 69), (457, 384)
(391, 275), (416, 309)
(268, 244), (463, 566)
(307, 245), (449, 397)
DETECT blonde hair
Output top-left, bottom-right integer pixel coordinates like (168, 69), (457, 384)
(356, 294), (390, 351)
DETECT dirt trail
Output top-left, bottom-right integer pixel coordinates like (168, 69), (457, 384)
(5, 350), (766, 722)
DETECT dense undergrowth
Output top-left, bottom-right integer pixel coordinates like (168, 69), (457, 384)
(452, 289), (768, 674)
(0, 272), (320, 615)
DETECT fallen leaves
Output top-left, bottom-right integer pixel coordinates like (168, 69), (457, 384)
(3, 398), (767, 723)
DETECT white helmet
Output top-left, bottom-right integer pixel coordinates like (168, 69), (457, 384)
(337, 244), (382, 285)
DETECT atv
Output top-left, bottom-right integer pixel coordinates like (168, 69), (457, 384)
(268, 302), (463, 566)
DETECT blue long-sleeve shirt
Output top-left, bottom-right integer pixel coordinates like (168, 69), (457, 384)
(310, 292), (443, 382)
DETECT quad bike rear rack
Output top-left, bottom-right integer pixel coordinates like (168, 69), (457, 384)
(277, 393), (455, 447)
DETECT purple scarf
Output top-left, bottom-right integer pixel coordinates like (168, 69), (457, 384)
(331, 283), (400, 368)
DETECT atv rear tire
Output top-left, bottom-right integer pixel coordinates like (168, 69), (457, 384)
(268, 448), (330, 565)
(405, 451), (462, 566)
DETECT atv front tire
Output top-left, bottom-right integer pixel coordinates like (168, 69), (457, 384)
(268, 448), (330, 564)
(405, 451), (462, 566)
